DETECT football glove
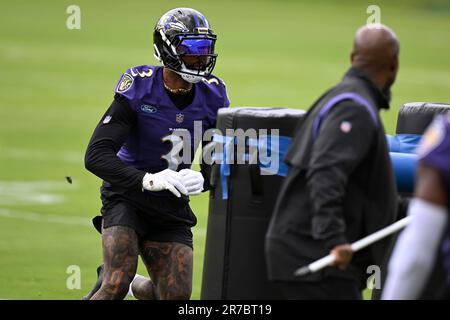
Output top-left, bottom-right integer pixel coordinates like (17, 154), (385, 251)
(179, 169), (204, 196)
(142, 169), (188, 198)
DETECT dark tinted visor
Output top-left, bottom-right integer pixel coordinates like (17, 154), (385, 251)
(177, 38), (214, 55)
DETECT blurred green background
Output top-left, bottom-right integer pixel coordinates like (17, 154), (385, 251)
(0, 0), (449, 299)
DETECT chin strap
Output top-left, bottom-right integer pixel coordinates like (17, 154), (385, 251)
(176, 61), (207, 83)
(178, 72), (203, 83)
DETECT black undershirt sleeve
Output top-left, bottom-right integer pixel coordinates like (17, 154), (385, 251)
(84, 95), (146, 189)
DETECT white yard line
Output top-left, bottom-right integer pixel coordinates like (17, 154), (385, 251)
(0, 180), (78, 206)
(0, 208), (207, 236)
(0, 208), (91, 226)
(0, 148), (83, 164)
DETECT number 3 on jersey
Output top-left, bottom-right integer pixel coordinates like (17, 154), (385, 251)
(161, 134), (189, 170)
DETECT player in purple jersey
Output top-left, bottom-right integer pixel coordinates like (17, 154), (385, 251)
(383, 113), (450, 299)
(83, 8), (229, 300)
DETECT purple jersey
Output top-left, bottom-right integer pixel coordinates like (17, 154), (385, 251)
(417, 113), (450, 284)
(114, 65), (229, 173)
(418, 114), (450, 198)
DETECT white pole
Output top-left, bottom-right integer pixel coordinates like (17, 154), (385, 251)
(294, 216), (412, 277)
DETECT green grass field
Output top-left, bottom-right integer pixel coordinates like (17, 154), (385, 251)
(1, 0), (449, 299)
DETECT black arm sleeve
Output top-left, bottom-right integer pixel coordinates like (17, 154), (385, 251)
(84, 95), (146, 189)
(306, 102), (376, 249)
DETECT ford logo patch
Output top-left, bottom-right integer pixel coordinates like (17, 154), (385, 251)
(141, 105), (157, 113)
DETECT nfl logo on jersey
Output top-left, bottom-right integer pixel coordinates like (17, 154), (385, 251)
(176, 113), (184, 124)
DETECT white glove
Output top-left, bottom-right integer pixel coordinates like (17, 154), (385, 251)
(179, 169), (204, 196)
(142, 169), (188, 198)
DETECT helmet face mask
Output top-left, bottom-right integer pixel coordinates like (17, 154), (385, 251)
(153, 8), (218, 82)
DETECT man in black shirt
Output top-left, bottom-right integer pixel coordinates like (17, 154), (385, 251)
(265, 24), (400, 299)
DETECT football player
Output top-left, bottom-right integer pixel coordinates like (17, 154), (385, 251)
(382, 113), (450, 299)
(83, 7), (229, 300)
